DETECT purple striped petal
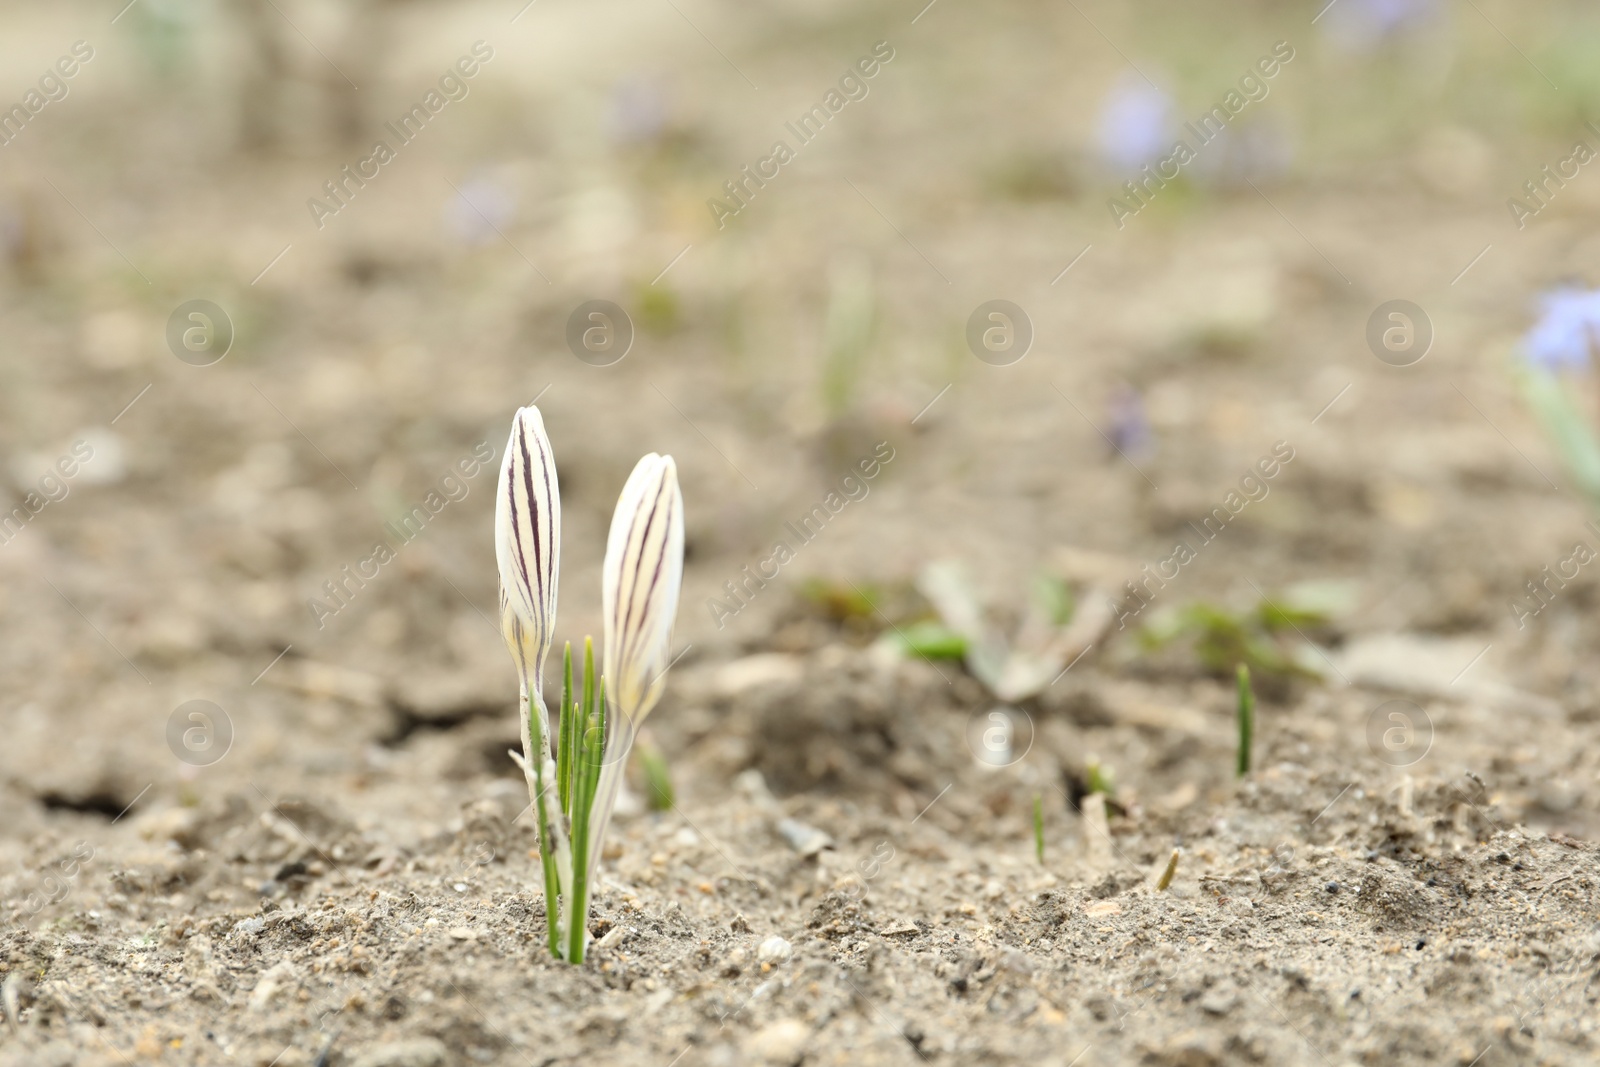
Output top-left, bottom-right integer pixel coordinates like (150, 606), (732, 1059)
(601, 454), (684, 723)
(494, 405), (560, 691)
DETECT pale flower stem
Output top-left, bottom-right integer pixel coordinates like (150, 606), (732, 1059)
(541, 762), (575, 951)
(523, 684), (569, 957)
(584, 731), (629, 889)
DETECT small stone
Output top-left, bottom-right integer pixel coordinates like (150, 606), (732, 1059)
(757, 936), (793, 963)
(776, 818), (833, 857)
(745, 1019), (810, 1065)
(273, 861), (309, 882)
(447, 927), (476, 941)
(1085, 901), (1121, 917)
(1538, 779), (1578, 813)
(136, 807), (203, 848)
(247, 961), (297, 1012)
(1199, 983), (1238, 1016)
(1325, 882), (1340, 894)
(713, 654), (804, 697)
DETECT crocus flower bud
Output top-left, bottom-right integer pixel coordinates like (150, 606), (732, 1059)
(494, 404), (561, 696)
(601, 453), (685, 726)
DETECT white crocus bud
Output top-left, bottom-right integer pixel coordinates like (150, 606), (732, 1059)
(587, 453), (684, 883)
(602, 453), (685, 727)
(494, 404), (561, 700)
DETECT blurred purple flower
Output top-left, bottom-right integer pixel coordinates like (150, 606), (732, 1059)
(1320, 0), (1439, 51)
(1525, 288), (1600, 372)
(1096, 76), (1172, 171)
(1106, 383), (1152, 460)
(448, 175), (514, 245)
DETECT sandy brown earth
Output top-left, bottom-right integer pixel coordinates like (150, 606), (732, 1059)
(5, 0), (1600, 1065)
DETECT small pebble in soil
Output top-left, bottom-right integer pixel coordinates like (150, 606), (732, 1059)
(1200, 983), (1238, 1016)
(776, 818), (833, 857)
(745, 1019), (809, 1065)
(1325, 882), (1339, 894)
(758, 935), (793, 963)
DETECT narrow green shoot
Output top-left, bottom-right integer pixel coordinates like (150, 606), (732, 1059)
(1236, 662), (1254, 778)
(565, 640), (605, 964)
(1032, 793), (1044, 865)
(557, 643), (575, 815)
(1085, 756), (1114, 798)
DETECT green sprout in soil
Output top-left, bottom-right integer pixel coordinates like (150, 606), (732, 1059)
(1085, 756), (1115, 799)
(495, 404), (685, 964)
(798, 577), (883, 624)
(1033, 792), (1045, 865)
(900, 561), (1090, 702)
(631, 280), (683, 338)
(892, 619), (969, 661)
(1139, 584), (1351, 691)
(1236, 662), (1254, 778)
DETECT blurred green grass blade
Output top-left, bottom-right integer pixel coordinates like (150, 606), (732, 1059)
(1520, 365), (1600, 503)
(892, 620), (968, 660)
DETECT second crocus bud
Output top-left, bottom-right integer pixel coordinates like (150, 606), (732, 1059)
(601, 452), (685, 728)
